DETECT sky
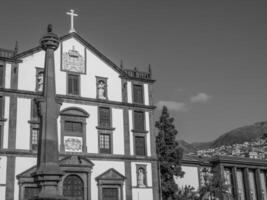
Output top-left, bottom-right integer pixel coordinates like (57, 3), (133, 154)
(0, 0), (266, 143)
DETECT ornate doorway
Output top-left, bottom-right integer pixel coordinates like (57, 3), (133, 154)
(63, 174), (84, 200)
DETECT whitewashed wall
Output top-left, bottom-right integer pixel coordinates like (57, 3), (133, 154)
(16, 98), (31, 150)
(129, 110), (134, 155)
(132, 188), (153, 200)
(5, 63), (11, 89)
(0, 156), (6, 199)
(127, 81), (132, 103)
(91, 160), (125, 200)
(18, 51), (45, 91)
(3, 96), (9, 149)
(145, 111), (151, 156)
(112, 108), (124, 155)
(175, 165), (199, 190)
(144, 84), (149, 105)
(14, 157), (37, 200)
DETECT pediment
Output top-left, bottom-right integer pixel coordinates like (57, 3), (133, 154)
(95, 168), (126, 181)
(60, 155), (94, 167)
(60, 107), (89, 117)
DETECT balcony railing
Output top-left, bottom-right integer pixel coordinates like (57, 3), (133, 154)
(124, 68), (151, 80)
(0, 48), (15, 58)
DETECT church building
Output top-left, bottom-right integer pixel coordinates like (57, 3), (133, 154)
(0, 10), (159, 200)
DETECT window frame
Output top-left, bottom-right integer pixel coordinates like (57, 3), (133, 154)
(66, 73), (80, 96)
(133, 133), (147, 157)
(30, 127), (39, 152)
(98, 107), (112, 129)
(133, 110), (146, 132)
(60, 107), (89, 153)
(132, 83), (144, 104)
(98, 131), (113, 154)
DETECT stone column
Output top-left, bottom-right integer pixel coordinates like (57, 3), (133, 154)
(33, 25), (65, 200)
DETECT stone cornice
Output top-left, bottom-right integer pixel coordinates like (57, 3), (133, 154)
(0, 88), (156, 110)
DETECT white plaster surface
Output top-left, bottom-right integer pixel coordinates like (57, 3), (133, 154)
(16, 98), (31, 150)
(14, 157), (36, 200)
(128, 110), (133, 155)
(175, 165), (199, 190)
(144, 83), (149, 105)
(18, 51), (45, 91)
(3, 96), (9, 149)
(145, 112), (151, 156)
(0, 186), (5, 200)
(5, 63), (11, 89)
(132, 188), (153, 200)
(112, 108), (124, 155)
(90, 160), (125, 200)
(127, 81), (132, 103)
(0, 156), (7, 184)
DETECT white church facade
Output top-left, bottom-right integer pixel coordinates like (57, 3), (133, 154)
(0, 18), (159, 200)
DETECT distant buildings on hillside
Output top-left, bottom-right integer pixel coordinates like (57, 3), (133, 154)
(190, 137), (267, 160)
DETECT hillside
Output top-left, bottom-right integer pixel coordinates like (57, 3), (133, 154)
(180, 121), (267, 152)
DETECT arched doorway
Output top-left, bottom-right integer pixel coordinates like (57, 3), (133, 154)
(63, 174), (84, 200)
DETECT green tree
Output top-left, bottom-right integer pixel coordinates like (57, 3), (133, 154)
(199, 167), (233, 200)
(155, 106), (184, 200)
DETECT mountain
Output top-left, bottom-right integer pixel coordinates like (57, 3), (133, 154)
(180, 121), (267, 152)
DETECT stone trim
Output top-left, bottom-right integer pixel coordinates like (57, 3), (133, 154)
(0, 88), (156, 110)
(123, 108), (130, 156)
(5, 156), (15, 200)
(151, 161), (160, 200)
(60, 107), (89, 153)
(125, 161), (132, 200)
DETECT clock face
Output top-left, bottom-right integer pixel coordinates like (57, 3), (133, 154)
(62, 46), (85, 73)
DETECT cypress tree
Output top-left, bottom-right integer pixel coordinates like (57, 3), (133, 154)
(155, 106), (184, 200)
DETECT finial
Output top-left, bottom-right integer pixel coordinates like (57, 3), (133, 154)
(120, 60), (124, 69)
(14, 41), (18, 54)
(47, 24), (53, 33)
(148, 64), (151, 73)
(134, 67), (137, 71)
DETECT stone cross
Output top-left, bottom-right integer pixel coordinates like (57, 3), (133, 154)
(66, 9), (78, 33)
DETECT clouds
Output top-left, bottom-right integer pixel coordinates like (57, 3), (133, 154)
(157, 101), (187, 112)
(157, 92), (212, 112)
(190, 93), (212, 103)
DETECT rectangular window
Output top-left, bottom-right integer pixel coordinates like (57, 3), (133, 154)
(0, 65), (4, 88)
(133, 84), (143, 104)
(134, 111), (145, 131)
(31, 128), (39, 152)
(99, 107), (111, 128)
(102, 188), (119, 200)
(67, 74), (79, 95)
(64, 121), (83, 133)
(99, 133), (111, 154)
(135, 136), (146, 156)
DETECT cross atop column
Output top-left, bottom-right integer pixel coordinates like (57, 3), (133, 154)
(66, 9), (78, 33)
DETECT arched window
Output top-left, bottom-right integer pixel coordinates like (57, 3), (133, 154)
(63, 174), (84, 200)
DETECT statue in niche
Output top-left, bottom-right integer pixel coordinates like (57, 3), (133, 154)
(137, 168), (146, 187)
(97, 80), (106, 99)
(37, 71), (44, 92)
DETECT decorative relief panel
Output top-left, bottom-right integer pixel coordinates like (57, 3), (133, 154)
(62, 45), (86, 74)
(64, 136), (82, 152)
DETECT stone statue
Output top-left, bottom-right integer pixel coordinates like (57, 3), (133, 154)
(37, 71), (44, 92)
(137, 168), (145, 187)
(98, 80), (106, 99)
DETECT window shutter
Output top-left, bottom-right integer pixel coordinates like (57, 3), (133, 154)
(135, 136), (146, 156)
(99, 107), (111, 128)
(134, 111), (145, 131)
(65, 121), (82, 133)
(0, 66), (4, 88)
(99, 133), (111, 154)
(133, 84), (143, 104)
(68, 74), (79, 95)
